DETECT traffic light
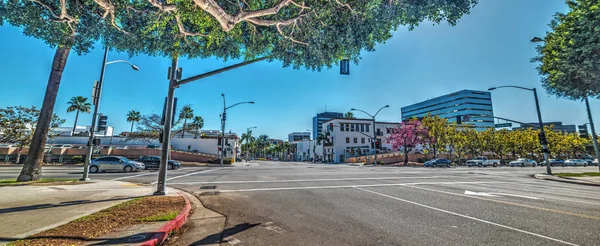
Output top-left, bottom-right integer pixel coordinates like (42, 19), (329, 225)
(329, 123), (334, 131)
(161, 97), (178, 127)
(538, 132), (548, 145)
(97, 115), (108, 131)
(456, 116), (462, 125)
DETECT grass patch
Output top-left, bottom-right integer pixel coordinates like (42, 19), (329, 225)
(556, 172), (600, 177)
(10, 196), (185, 246)
(0, 178), (79, 186)
(139, 210), (180, 222)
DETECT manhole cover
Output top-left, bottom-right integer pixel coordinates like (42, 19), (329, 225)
(200, 185), (217, 189)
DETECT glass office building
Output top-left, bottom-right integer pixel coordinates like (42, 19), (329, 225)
(401, 90), (494, 131)
(312, 112), (343, 139)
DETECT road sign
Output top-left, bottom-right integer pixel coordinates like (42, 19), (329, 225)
(91, 81), (99, 105)
(495, 123), (512, 128)
(340, 59), (349, 75)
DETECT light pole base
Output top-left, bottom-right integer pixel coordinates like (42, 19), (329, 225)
(79, 178), (90, 181)
(153, 191), (167, 196)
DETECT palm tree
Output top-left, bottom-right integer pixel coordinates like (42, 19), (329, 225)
(257, 134), (269, 158)
(317, 132), (331, 162)
(178, 105), (194, 138)
(66, 96), (91, 135)
(344, 111), (355, 118)
(126, 110), (141, 133)
(190, 116), (204, 138)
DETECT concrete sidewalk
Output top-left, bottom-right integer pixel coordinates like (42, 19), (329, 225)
(0, 180), (154, 244)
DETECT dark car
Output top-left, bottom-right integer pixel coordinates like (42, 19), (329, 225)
(136, 156), (181, 170)
(540, 159), (565, 167)
(424, 158), (452, 168)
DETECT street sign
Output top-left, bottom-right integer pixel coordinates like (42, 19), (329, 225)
(340, 59), (350, 75)
(91, 81), (99, 105)
(495, 123), (512, 128)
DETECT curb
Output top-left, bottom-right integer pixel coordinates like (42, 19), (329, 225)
(534, 174), (600, 187)
(140, 192), (192, 246)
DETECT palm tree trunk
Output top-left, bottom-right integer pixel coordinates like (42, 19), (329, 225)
(72, 109), (80, 136)
(18, 47), (71, 182)
(130, 121), (134, 134)
(182, 119), (187, 138)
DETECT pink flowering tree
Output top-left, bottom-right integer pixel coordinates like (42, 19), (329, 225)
(387, 118), (429, 164)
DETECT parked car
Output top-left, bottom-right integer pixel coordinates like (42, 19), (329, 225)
(593, 159), (599, 166)
(147, 145), (161, 149)
(540, 159), (565, 167)
(564, 159), (588, 167)
(509, 158), (537, 167)
(582, 156), (594, 165)
(466, 156), (501, 167)
(90, 156), (145, 173)
(424, 158), (451, 168)
(52, 144), (73, 148)
(135, 156), (181, 170)
(115, 146), (129, 149)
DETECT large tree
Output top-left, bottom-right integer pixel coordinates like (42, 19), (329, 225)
(178, 105), (194, 138)
(190, 116), (204, 138)
(2, 0), (477, 181)
(421, 113), (448, 158)
(0, 106), (64, 164)
(387, 118), (428, 164)
(533, 0), (600, 100)
(66, 96), (91, 135)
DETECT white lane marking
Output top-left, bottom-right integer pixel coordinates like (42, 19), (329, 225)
(111, 172), (156, 181)
(355, 187), (579, 246)
(215, 181), (500, 193)
(464, 190), (541, 200)
(168, 176), (459, 185)
(151, 168), (220, 184)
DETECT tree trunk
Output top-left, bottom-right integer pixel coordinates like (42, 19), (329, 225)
(72, 109), (80, 136)
(18, 47), (71, 182)
(130, 121), (134, 133)
(403, 147), (409, 164)
(182, 119), (187, 138)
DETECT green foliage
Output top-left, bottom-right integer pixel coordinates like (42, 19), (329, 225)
(126, 110), (142, 123)
(533, 0), (600, 100)
(0, 106), (64, 148)
(421, 113), (448, 157)
(344, 112), (355, 119)
(67, 96), (91, 114)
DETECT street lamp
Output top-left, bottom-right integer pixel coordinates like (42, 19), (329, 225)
(245, 126), (257, 162)
(530, 36), (600, 170)
(221, 94), (254, 166)
(81, 47), (139, 181)
(488, 86), (551, 175)
(351, 105), (389, 165)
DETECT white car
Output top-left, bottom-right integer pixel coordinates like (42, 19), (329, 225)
(564, 159), (588, 167)
(509, 158), (537, 167)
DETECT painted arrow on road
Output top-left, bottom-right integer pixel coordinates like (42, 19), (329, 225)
(464, 190), (542, 200)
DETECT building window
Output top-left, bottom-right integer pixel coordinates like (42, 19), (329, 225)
(346, 137), (350, 143)
(361, 138), (365, 144)
(366, 125), (370, 132)
(345, 124), (349, 131)
(386, 128), (390, 134)
(360, 124), (365, 132)
(354, 138), (357, 143)
(351, 124), (355, 132)
(340, 123), (344, 131)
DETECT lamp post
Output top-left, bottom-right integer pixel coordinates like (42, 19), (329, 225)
(81, 47), (139, 181)
(488, 86), (551, 174)
(531, 36), (599, 170)
(246, 126), (257, 162)
(351, 105), (389, 165)
(220, 94), (254, 166)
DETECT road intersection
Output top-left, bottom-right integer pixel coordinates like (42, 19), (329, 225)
(1, 162), (599, 245)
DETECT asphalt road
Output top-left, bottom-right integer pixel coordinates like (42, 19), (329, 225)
(1, 162), (599, 245)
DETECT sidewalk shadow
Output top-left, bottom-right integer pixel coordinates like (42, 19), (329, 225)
(0, 232), (158, 245)
(0, 196), (144, 214)
(190, 222), (260, 245)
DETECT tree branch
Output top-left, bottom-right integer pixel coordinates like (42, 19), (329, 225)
(147, 0), (177, 11)
(175, 14), (209, 37)
(91, 0), (130, 34)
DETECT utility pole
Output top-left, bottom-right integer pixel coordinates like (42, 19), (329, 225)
(584, 97), (600, 171)
(155, 57), (178, 195)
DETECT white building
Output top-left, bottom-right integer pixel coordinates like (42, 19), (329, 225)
(294, 140), (323, 161)
(51, 125), (114, 137)
(320, 118), (400, 163)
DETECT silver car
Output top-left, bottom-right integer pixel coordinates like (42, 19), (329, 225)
(90, 156), (145, 173)
(564, 159), (588, 167)
(509, 158), (537, 167)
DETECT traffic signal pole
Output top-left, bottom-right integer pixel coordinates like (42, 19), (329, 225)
(81, 47), (108, 181)
(155, 58), (178, 195)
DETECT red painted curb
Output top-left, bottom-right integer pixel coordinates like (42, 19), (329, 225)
(140, 192), (192, 246)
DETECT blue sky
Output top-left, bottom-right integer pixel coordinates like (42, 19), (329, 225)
(0, 0), (597, 140)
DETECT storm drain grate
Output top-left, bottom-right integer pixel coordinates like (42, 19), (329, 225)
(200, 185), (217, 189)
(199, 191), (220, 196)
